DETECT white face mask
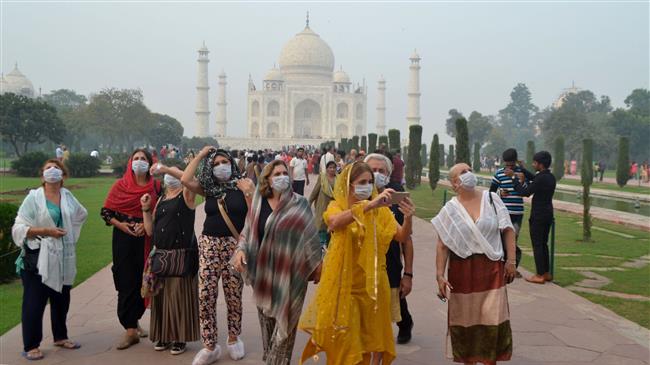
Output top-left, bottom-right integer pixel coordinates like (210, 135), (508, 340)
(271, 175), (291, 192)
(43, 166), (63, 183)
(164, 174), (181, 189)
(213, 164), (232, 181)
(373, 172), (389, 189)
(354, 183), (373, 200)
(132, 160), (149, 175)
(459, 172), (477, 190)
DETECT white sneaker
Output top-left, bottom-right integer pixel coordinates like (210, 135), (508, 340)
(192, 345), (222, 365)
(227, 338), (245, 360)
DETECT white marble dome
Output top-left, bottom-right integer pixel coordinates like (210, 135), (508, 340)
(264, 67), (284, 81)
(278, 26), (335, 74)
(3, 64), (34, 98)
(333, 68), (350, 83)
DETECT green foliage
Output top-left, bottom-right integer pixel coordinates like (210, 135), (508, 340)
(438, 144), (445, 166)
(360, 135), (367, 152)
(467, 111), (493, 147)
(351, 136), (360, 151)
(388, 129), (400, 152)
(0, 93), (66, 156)
(473, 142), (481, 172)
(149, 113), (184, 149)
(420, 143), (427, 175)
(445, 109), (464, 138)
(368, 133), (377, 153)
(0, 203), (19, 283)
(66, 153), (101, 177)
(616, 137), (630, 187)
(455, 118), (470, 164)
(447, 145), (455, 168)
(42, 89), (89, 151)
(340, 138), (349, 153)
(378, 135), (389, 151)
(110, 153), (130, 177)
(608, 89), (650, 162)
(553, 136), (565, 181)
(429, 134), (440, 193)
(498, 83), (538, 151)
(526, 140), (535, 167)
(11, 151), (49, 177)
(581, 139), (593, 242)
(180, 136), (220, 152)
(405, 125), (422, 189)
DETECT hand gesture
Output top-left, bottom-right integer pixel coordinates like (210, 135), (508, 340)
(232, 251), (247, 273)
(132, 223), (145, 237)
(369, 188), (394, 210)
(398, 197), (415, 218)
(119, 222), (138, 237)
(504, 168), (514, 177)
(436, 274), (453, 302)
(505, 262), (516, 284)
(400, 275), (412, 298)
(47, 227), (67, 238)
(140, 193), (152, 211)
(150, 163), (165, 177)
(236, 178), (255, 196)
(198, 146), (216, 158)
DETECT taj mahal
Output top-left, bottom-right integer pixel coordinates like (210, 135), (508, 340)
(195, 15), (422, 149)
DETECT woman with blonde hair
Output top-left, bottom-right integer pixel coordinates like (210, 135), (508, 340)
(233, 159), (322, 365)
(299, 161), (414, 365)
(433, 163), (516, 364)
(13, 159), (88, 360)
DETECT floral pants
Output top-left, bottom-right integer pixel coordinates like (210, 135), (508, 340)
(198, 235), (243, 348)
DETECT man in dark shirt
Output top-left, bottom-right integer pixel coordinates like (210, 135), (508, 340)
(511, 151), (556, 284)
(365, 153), (414, 344)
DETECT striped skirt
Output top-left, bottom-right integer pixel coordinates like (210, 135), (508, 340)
(150, 275), (200, 343)
(447, 253), (512, 363)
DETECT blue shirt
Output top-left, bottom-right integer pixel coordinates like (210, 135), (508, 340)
(490, 167), (525, 215)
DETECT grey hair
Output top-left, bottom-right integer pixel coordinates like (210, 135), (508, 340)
(364, 153), (393, 176)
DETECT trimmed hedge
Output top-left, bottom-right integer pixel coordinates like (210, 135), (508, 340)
(11, 151), (49, 177)
(0, 203), (20, 283)
(66, 153), (101, 177)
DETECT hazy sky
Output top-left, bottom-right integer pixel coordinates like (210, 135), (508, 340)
(3, 1), (648, 144)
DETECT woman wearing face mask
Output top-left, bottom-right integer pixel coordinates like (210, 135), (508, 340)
(308, 160), (337, 248)
(432, 163), (516, 365)
(140, 163), (199, 356)
(181, 146), (254, 365)
(299, 162), (414, 365)
(101, 149), (161, 350)
(12, 160), (88, 361)
(232, 160), (322, 365)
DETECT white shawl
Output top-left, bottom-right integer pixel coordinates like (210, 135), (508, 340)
(431, 191), (513, 261)
(12, 187), (88, 292)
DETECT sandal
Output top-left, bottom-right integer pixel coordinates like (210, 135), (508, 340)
(22, 349), (44, 360)
(54, 340), (81, 350)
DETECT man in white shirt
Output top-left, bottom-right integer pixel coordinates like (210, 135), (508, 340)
(90, 150), (99, 158)
(289, 147), (310, 195)
(55, 145), (64, 161)
(319, 146), (335, 174)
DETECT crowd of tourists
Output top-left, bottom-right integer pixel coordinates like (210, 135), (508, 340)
(12, 141), (558, 364)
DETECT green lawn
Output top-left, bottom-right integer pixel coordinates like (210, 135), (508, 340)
(0, 175), (117, 335)
(407, 184), (650, 328)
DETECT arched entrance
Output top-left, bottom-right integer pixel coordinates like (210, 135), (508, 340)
(294, 99), (321, 138)
(336, 124), (349, 138)
(267, 122), (279, 138)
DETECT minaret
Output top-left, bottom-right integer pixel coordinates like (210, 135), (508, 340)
(407, 49), (421, 126)
(215, 70), (227, 137)
(376, 75), (386, 135)
(195, 42), (210, 137)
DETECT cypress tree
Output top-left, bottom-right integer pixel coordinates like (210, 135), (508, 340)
(616, 137), (630, 187)
(429, 134), (440, 193)
(553, 136), (565, 181)
(526, 140), (535, 168)
(405, 125), (422, 189)
(341, 138), (349, 153)
(368, 133), (378, 153)
(360, 135), (367, 152)
(455, 118), (470, 164)
(581, 139), (593, 242)
(439, 144), (445, 166)
(447, 145), (455, 168)
(420, 143), (427, 182)
(388, 129), (401, 152)
(473, 142), (481, 173)
(351, 136), (360, 151)
(378, 135), (389, 151)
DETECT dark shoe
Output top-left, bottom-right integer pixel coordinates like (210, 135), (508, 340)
(397, 321), (413, 344)
(154, 341), (171, 351)
(170, 342), (186, 355)
(515, 270), (523, 278)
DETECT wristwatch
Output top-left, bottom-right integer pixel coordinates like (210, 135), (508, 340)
(403, 272), (413, 278)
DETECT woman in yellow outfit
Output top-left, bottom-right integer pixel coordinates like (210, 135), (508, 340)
(299, 162), (414, 365)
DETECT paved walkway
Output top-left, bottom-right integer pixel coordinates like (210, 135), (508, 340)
(1, 183), (649, 364)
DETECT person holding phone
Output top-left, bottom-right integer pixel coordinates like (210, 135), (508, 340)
(101, 149), (161, 350)
(299, 162), (414, 365)
(432, 163), (516, 364)
(364, 153), (415, 344)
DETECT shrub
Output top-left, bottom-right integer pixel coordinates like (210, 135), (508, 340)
(110, 153), (130, 177)
(378, 135), (389, 151)
(582, 139), (593, 242)
(66, 153), (101, 177)
(360, 136), (367, 152)
(553, 136), (565, 181)
(368, 133), (378, 153)
(0, 203), (20, 283)
(11, 151), (49, 177)
(616, 137), (630, 187)
(405, 125), (422, 189)
(473, 142), (481, 173)
(526, 140), (535, 168)
(429, 134), (440, 193)
(388, 129), (401, 152)
(455, 118), (470, 164)
(447, 145), (455, 168)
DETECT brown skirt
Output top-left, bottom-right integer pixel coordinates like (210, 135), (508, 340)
(150, 274), (200, 342)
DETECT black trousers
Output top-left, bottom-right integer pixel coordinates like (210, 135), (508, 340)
(397, 296), (413, 330)
(111, 228), (145, 329)
(292, 180), (305, 196)
(21, 269), (71, 352)
(529, 215), (553, 275)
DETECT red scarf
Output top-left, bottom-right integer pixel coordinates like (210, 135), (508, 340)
(104, 157), (160, 307)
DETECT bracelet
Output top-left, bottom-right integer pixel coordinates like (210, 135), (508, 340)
(403, 272), (413, 278)
(142, 208), (150, 213)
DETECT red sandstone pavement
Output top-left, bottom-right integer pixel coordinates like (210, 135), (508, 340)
(1, 181), (649, 365)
